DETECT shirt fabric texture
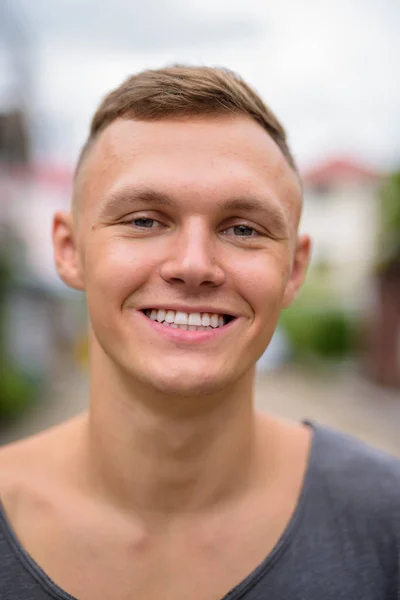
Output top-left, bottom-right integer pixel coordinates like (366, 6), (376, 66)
(1, 421), (400, 599)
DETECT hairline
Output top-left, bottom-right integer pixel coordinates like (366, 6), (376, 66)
(74, 112), (302, 186)
(72, 113), (303, 224)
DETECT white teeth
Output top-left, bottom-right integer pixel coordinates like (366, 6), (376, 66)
(210, 314), (219, 328)
(162, 322), (221, 331)
(188, 313), (202, 326)
(146, 309), (230, 329)
(201, 313), (210, 327)
(174, 311), (188, 325)
(165, 310), (175, 323)
(156, 309), (166, 322)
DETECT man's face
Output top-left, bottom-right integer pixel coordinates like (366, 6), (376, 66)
(55, 115), (309, 396)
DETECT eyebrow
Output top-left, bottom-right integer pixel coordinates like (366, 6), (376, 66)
(97, 187), (174, 218)
(97, 186), (289, 234)
(220, 197), (288, 235)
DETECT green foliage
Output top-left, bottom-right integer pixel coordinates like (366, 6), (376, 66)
(377, 168), (400, 270)
(279, 304), (358, 361)
(0, 248), (40, 421)
(0, 366), (40, 422)
(279, 263), (360, 361)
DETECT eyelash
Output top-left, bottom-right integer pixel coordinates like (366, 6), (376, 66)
(123, 217), (262, 239)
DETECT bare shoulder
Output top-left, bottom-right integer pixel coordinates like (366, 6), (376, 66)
(0, 414), (87, 518)
(255, 412), (312, 458)
(0, 413), (86, 469)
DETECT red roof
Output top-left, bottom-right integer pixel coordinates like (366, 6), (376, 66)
(0, 163), (73, 189)
(303, 158), (382, 186)
(2, 158), (383, 189)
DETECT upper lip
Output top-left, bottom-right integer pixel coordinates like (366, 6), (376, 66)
(138, 305), (238, 317)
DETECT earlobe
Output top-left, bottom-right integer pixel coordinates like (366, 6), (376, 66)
(52, 211), (85, 291)
(282, 234), (311, 308)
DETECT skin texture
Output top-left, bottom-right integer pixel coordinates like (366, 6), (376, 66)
(51, 115), (312, 514)
(0, 115), (312, 600)
(55, 116), (309, 404)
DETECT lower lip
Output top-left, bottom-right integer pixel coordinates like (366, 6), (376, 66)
(137, 311), (237, 343)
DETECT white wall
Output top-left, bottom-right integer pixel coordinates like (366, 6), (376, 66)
(300, 180), (379, 304)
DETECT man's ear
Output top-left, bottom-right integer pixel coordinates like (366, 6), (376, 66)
(52, 211), (85, 291)
(282, 234), (311, 308)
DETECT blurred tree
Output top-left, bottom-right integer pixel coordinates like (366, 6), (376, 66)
(369, 170), (400, 388)
(0, 228), (35, 423)
(0, 110), (29, 163)
(0, 0), (36, 421)
(377, 171), (400, 271)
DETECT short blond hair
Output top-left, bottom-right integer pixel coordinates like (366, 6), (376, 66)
(76, 65), (297, 175)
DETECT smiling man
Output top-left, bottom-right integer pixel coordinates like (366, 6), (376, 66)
(1, 66), (400, 600)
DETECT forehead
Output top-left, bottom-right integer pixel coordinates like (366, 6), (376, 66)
(76, 116), (302, 225)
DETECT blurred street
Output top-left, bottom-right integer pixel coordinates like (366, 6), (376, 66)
(1, 2), (399, 456)
(1, 363), (399, 457)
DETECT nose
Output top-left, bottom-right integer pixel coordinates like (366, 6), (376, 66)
(159, 220), (225, 289)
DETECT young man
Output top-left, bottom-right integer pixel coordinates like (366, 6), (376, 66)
(0, 66), (399, 599)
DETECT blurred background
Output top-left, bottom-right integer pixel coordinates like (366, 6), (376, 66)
(1, 0), (399, 451)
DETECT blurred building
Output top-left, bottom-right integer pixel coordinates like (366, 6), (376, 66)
(301, 158), (382, 307)
(0, 6), (82, 419)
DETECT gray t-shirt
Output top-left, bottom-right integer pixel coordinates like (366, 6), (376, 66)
(1, 422), (400, 599)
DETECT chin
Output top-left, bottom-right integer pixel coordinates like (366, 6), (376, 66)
(136, 363), (237, 398)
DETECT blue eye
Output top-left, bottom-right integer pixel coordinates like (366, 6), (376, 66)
(232, 225), (256, 237)
(133, 217), (155, 228)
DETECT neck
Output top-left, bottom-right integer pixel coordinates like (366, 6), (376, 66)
(81, 349), (265, 520)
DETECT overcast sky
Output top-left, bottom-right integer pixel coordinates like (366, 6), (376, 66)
(2, 0), (400, 170)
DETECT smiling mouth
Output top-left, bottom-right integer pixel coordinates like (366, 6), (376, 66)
(141, 309), (235, 331)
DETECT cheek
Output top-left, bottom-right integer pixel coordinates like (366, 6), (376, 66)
(235, 251), (291, 314)
(84, 237), (152, 305)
